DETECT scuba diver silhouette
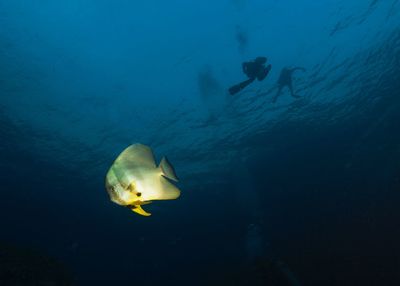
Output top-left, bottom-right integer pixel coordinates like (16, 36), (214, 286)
(272, 67), (306, 103)
(229, 56), (272, 95)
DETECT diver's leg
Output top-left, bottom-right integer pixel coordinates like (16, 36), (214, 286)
(229, 78), (255, 95)
(288, 82), (299, 98)
(272, 86), (282, 103)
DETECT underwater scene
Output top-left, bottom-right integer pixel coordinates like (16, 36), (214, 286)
(1, 0), (400, 285)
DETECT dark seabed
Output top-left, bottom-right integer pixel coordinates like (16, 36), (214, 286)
(1, 1), (400, 285)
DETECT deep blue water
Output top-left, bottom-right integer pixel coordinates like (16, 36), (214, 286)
(1, 1), (400, 285)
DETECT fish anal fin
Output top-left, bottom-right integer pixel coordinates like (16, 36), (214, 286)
(158, 176), (181, 200)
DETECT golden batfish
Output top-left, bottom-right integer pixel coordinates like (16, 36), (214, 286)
(105, 143), (180, 216)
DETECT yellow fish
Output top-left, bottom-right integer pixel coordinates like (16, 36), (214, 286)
(105, 144), (180, 216)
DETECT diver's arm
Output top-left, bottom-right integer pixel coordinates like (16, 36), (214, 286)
(242, 62), (249, 73)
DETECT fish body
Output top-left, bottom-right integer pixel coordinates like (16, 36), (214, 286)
(105, 144), (180, 216)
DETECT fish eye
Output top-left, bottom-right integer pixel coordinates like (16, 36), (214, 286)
(136, 192), (142, 197)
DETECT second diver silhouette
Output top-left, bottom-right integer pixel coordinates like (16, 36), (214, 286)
(272, 67), (306, 103)
(229, 56), (272, 95)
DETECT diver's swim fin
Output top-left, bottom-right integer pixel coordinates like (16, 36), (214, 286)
(131, 205), (151, 216)
(228, 78), (255, 95)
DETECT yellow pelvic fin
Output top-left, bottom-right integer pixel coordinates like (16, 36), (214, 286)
(131, 205), (151, 217)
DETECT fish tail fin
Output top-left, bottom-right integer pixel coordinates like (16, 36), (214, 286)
(159, 157), (179, 182)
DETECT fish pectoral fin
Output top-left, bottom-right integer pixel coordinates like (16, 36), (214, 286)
(131, 205), (151, 217)
(132, 200), (152, 206)
(138, 201), (152, 205)
(159, 156), (179, 182)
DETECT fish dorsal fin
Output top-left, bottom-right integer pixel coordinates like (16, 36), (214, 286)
(158, 176), (181, 200)
(131, 205), (151, 216)
(117, 144), (156, 169)
(159, 156), (179, 182)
